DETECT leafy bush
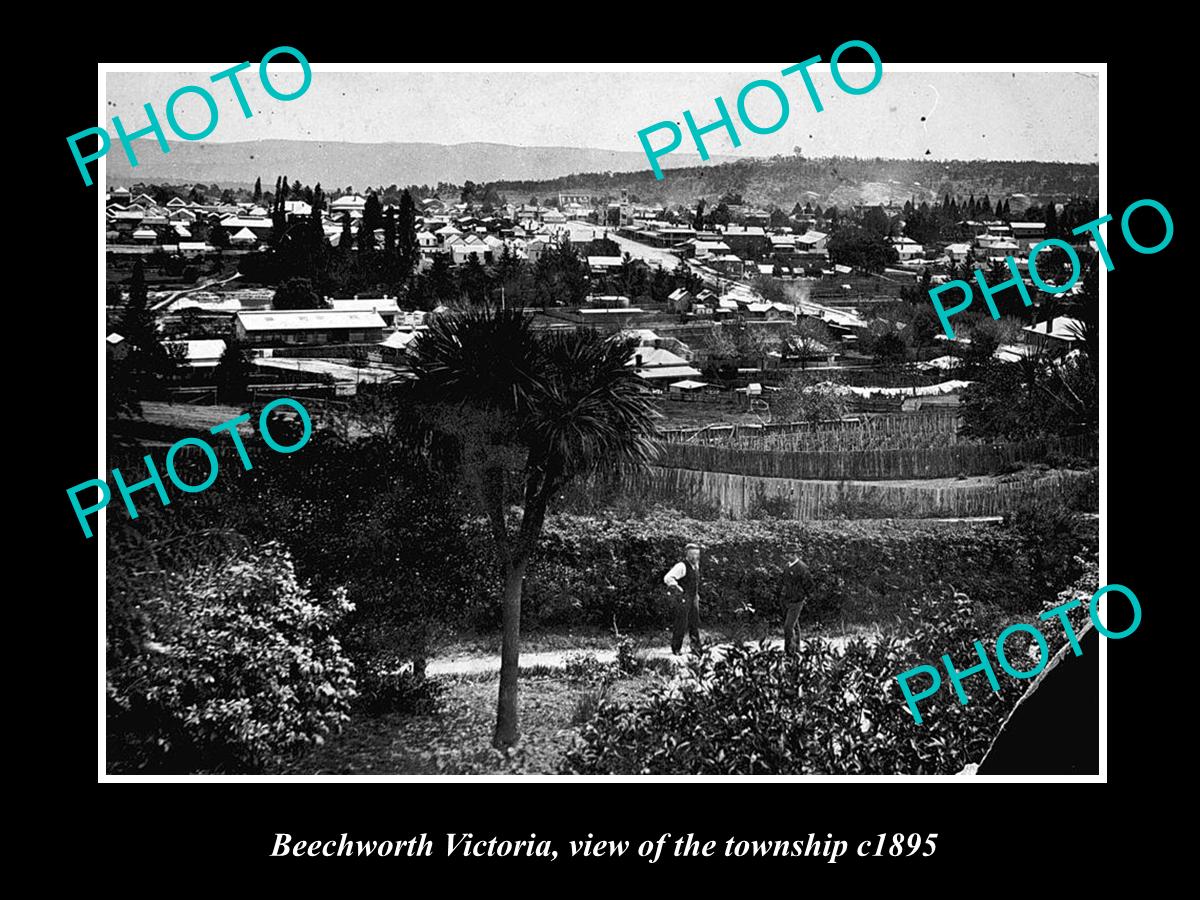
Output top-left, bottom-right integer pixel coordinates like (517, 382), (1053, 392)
(1002, 497), (1095, 599)
(106, 542), (357, 774)
(564, 652), (612, 685)
(561, 589), (1030, 775)
(353, 662), (445, 716)
(563, 639), (646, 689)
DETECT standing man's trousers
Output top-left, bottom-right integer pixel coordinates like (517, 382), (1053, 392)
(783, 602), (805, 654)
(672, 594), (702, 654)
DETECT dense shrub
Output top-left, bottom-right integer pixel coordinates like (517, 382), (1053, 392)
(134, 433), (477, 685)
(106, 542), (357, 773)
(564, 652), (612, 685)
(1002, 498), (1096, 597)
(352, 662), (445, 716)
(961, 357), (1097, 442)
(561, 589), (1029, 775)
(462, 512), (1097, 632)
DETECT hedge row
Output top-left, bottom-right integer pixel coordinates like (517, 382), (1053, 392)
(463, 512), (1097, 632)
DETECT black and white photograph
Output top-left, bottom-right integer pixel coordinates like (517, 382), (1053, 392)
(92, 59), (1108, 779)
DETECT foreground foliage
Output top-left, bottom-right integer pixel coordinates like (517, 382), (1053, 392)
(107, 541), (357, 773)
(562, 589), (1036, 775)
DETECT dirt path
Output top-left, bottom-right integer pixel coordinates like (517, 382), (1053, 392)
(424, 634), (854, 677)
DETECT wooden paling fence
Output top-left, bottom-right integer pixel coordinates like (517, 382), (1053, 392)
(657, 434), (1096, 481)
(731, 413), (963, 451)
(625, 466), (1098, 520)
(660, 410), (962, 448)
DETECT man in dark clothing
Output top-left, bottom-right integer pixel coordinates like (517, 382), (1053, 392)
(663, 542), (703, 655)
(777, 557), (815, 654)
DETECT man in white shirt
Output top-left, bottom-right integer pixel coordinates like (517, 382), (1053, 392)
(663, 542), (703, 655)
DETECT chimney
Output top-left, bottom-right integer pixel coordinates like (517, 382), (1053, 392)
(635, 353), (643, 368)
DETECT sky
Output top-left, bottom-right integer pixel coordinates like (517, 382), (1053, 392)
(105, 68), (1099, 163)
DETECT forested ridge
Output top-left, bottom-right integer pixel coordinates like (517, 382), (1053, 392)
(494, 156), (1099, 209)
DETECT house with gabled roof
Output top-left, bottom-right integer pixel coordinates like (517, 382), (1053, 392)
(330, 194), (368, 218)
(795, 230), (829, 251)
(234, 309), (387, 346)
(625, 346), (703, 383)
(667, 287), (696, 313)
(1021, 317), (1084, 355)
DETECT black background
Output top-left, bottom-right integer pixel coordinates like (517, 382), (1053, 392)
(36, 18), (1172, 882)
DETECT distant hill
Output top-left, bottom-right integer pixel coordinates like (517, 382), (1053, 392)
(492, 156), (1100, 210)
(105, 140), (738, 191)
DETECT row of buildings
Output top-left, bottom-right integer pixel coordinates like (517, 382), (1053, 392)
(104, 189), (627, 273)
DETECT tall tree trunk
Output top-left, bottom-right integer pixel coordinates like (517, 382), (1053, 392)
(493, 557), (528, 749)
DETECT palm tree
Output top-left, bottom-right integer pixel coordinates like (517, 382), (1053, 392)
(401, 306), (660, 747)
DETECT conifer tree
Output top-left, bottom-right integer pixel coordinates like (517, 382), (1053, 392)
(397, 189), (420, 278)
(358, 194), (382, 253)
(214, 341), (253, 403)
(1045, 200), (1059, 237)
(428, 253), (454, 305)
(310, 183), (325, 236)
(119, 259), (177, 398)
(384, 207), (397, 254)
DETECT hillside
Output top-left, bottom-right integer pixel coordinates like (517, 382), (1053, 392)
(104, 139), (737, 191)
(491, 156), (1100, 209)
